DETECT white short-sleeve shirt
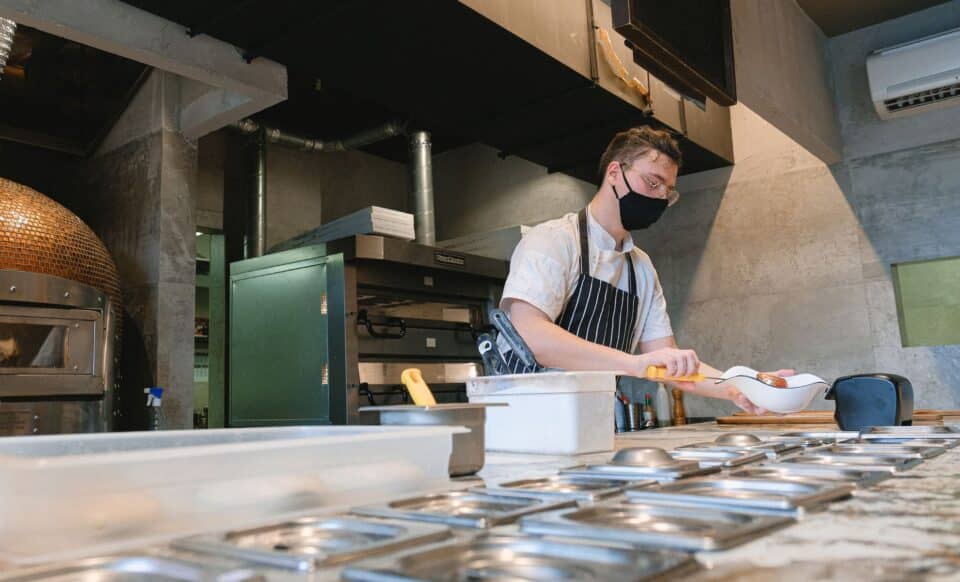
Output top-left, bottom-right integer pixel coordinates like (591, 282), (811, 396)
(500, 208), (673, 353)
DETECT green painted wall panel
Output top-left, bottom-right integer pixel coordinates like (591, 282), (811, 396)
(893, 256), (960, 347)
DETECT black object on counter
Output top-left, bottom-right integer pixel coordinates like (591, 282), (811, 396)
(826, 373), (914, 431)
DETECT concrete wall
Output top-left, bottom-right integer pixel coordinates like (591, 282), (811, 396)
(629, 4), (960, 418)
(433, 143), (595, 241)
(76, 70), (198, 429)
(197, 131), (406, 249)
(730, 0), (843, 164)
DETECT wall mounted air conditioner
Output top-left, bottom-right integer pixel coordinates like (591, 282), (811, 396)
(867, 27), (960, 120)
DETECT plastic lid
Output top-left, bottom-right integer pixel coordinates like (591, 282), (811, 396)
(466, 371), (618, 396)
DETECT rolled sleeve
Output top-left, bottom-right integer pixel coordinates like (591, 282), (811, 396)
(501, 250), (571, 321)
(500, 224), (578, 321)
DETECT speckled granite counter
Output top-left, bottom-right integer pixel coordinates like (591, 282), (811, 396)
(475, 422), (960, 581)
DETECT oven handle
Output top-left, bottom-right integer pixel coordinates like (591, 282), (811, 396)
(357, 310), (407, 339)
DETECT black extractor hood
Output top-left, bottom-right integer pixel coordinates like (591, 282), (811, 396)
(612, 0), (737, 106)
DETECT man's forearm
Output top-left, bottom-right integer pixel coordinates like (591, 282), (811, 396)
(683, 362), (735, 401)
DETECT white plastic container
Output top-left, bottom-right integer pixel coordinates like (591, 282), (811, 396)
(0, 425), (458, 566)
(466, 371), (616, 455)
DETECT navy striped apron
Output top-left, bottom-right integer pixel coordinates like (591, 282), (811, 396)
(503, 208), (640, 373)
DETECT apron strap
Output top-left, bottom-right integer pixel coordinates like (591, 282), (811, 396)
(577, 208), (590, 277)
(579, 207), (638, 297)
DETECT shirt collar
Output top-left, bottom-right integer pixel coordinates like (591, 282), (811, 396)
(587, 206), (635, 254)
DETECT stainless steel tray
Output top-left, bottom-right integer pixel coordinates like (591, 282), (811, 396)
(351, 491), (574, 529)
(779, 430), (860, 441)
(728, 464), (891, 488)
(561, 463), (720, 482)
(473, 474), (655, 503)
(676, 441), (801, 459)
(821, 443), (945, 459)
(625, 476), (853, 515)
(562, 447), (720, 481)
(669, 448), (768, 468)
(0, 555), (262, 581)
(764, 436), (830, 448)
(861, 425), (960, 439)
(854, 437), (959, 449)
(341, 534), (699, 581)
(520, 500), (793, 551)
(779, 453), (922, 473)
(172, 516), (451, 571)
(680, 433), (802, 456)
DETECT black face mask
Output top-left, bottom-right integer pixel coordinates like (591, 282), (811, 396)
(612, 164), (668, 230)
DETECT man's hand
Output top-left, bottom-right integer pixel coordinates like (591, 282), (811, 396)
(636, 347), (700, 378)
(729, 368), (796, 415)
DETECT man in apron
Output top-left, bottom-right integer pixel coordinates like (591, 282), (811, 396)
(499, 126), (790, 414)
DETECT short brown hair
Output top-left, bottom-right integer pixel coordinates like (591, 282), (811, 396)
(598, 126), (682, 181)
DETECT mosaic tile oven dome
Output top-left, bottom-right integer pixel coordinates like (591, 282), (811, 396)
(0, 177), (121, 318)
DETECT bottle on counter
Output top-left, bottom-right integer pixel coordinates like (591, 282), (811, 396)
(642, 392), (656, 429)
(629, 399), (643, 431)
(656, 383), (672, 427)
(615, 389), (630, 432)
(672, 388), (687, 425)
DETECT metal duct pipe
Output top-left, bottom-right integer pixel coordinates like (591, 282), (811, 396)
(0, 18), (16, 77)
(408, 131), (436, 246)
(250, 129), (267, 258)
(339, 121), (406, 150)
(233, 119), (407, 153)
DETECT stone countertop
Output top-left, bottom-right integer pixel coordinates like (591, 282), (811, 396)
(474, 422), (960, 581)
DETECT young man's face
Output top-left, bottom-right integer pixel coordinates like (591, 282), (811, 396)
(617, 150), (679, 203)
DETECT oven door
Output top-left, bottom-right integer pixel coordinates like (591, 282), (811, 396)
(0, 305), (104, 397)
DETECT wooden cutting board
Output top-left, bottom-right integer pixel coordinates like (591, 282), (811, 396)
(717, 409), (954, 425)
(717, 411), (834, 425)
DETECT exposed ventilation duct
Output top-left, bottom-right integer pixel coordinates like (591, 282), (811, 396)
(233, 119), (407, 153)
(408, 131), (436, 246)
(232, 120), (410, 255)
(0, 18), (15, 78)
(251, 130), (267, 258)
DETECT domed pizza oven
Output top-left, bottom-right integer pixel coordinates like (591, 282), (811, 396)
(0, 177), (120, 435)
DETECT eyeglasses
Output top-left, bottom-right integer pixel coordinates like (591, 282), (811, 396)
(639, 174), (680, 207)
(621, 163), (680, 207)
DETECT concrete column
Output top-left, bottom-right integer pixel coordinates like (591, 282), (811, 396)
(76, 70), (198, 429)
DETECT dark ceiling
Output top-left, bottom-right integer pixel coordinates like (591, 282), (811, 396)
(0, 25), (149, 155)
(796, 0), (952, 37)
(117, 0), (727, 182)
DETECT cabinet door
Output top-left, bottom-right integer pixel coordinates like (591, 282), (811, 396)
(683, 96), (734, 164)
(230, 258), (330, 426)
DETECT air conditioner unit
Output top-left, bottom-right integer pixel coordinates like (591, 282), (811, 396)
(867, 27), (960, 120)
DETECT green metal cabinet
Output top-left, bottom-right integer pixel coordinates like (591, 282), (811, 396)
(228, 246), (348, 426)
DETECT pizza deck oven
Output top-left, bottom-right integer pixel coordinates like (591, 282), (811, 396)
(0, 178), (120, 435)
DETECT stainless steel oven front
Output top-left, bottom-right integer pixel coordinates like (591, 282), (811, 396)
(0, 270), (116, 435)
